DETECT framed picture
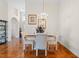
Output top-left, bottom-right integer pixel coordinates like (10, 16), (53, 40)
(28, 14), (37, 25)
(38, 18), (46, 29)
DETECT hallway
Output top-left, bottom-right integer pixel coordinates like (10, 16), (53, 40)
(0, 38), (77, 58)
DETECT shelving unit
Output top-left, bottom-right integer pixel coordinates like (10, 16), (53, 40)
(0, 20), (7, 44)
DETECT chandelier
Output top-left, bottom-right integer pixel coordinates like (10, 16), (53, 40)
(40, 0), (48, 19)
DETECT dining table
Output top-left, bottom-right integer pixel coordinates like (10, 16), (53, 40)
(24, 34), (57, 50)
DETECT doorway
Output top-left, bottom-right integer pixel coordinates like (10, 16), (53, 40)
(11, 17), (19, 40)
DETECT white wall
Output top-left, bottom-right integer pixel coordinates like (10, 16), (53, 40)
(24, 0), (59, 35)
(0, 0), (8, 41)
(0, 0), (8, 20)
(8, 0), (25, 20)
(8, 0), (25, 41)
(59, 0), (79, 57)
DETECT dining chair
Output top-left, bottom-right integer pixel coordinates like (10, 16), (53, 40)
(47, 35), (57, 51)
(22, 32), (35, 51)
(34, 33), (47, 56)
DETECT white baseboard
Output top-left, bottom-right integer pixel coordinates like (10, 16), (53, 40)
(59, 40), (79, 57)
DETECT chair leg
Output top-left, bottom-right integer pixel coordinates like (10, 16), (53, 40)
(45, 50), (47, 56)
(36, 50), (38, 56)
(56, 39), (58, 51)
(56, 43), (57, 50)
(32, 43), (33, 50)
(48, 45), (49, 50)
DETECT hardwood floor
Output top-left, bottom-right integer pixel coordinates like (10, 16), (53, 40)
(0, 38), (77, 58)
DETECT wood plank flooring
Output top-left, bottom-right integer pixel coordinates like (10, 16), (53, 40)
(0, 38), (77, 58)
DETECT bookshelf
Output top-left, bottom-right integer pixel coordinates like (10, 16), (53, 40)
(0, 20), (7, 44)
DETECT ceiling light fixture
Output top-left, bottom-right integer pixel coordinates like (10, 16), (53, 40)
(40, 0), (48, 19)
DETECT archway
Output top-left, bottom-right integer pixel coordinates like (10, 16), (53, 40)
(11, 17), (19, 40)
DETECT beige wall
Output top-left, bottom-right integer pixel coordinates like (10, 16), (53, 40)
(0, 0), (8, 20)
(59, 0), (79, 57)
(24, 0), (59, 35)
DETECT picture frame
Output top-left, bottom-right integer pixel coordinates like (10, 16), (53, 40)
(28, 14), (37, 25)
(38, 18), (46, 29)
